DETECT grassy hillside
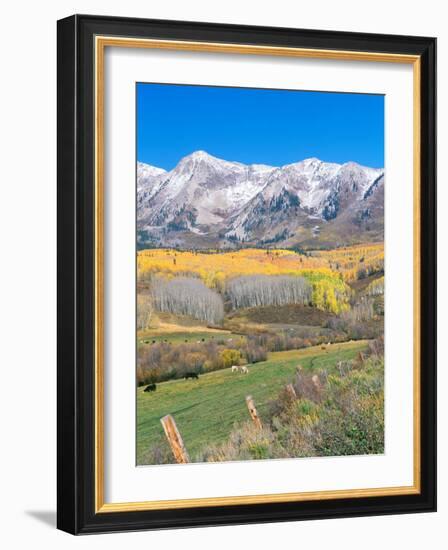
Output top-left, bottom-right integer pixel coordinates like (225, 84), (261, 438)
(137, 340), (368, 463)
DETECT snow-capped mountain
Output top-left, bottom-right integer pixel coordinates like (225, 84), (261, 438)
(138, 151), (275, 227)
(137, 151), (384, 248)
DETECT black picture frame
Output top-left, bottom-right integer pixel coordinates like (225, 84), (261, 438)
(57, 14), (436, 534)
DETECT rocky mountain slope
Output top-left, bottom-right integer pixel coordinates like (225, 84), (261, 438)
(137, 151), (384, 249)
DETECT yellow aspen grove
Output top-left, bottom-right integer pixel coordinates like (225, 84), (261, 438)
(137, 245), (382, 314)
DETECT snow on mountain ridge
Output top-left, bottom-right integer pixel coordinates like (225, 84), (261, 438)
(136, 162), (168, 205)
(137, 161), (166, 184)
(137, 151), (384, 246)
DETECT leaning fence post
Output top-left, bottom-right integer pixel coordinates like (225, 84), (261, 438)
(246, 395), (262, 430)
(285, 383), (297, 399)
(160, 414), (190, 464)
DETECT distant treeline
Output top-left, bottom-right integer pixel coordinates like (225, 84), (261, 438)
(226, 274), (312, 310)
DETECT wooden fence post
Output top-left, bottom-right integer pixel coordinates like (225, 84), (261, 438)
(285, 383), (297, 399)
(246, 395), (262, 430)
(311, 374), (321, 390)
(160, 414), (190, 464)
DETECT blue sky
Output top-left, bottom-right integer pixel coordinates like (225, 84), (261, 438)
(137, 83), (384, 170)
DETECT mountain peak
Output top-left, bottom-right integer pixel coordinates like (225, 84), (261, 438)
(342, 160), (362, 169)
(191, 149), (210, 157)
(176, 150), (227, 169)
(186, 150), (217, 162)
(283, 157), (325, 171)
(303, 157), (321, 164)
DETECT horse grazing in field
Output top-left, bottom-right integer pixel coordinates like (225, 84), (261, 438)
(231, 365), (249, 374)
(185, 372), (199, 380)
(144, 383), (157, 392)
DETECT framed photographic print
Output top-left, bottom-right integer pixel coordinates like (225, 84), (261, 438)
(57, 15), (436, 534)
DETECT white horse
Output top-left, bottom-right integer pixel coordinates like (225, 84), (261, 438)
(240, 366), (249, 374)
(231, 365), (239, 373)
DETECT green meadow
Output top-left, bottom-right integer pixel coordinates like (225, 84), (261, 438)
(136, 340), (368, 463)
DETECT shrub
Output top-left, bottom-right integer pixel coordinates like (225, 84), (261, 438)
(292, 370), (324, 403)
(138, 437), (174, 465)
(326, 296), (383, 340)
(219, 348), (243, 369)
(368, 335), (384, 357)
(244, 342), (268, 364)
(196, 423), (281, 463)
